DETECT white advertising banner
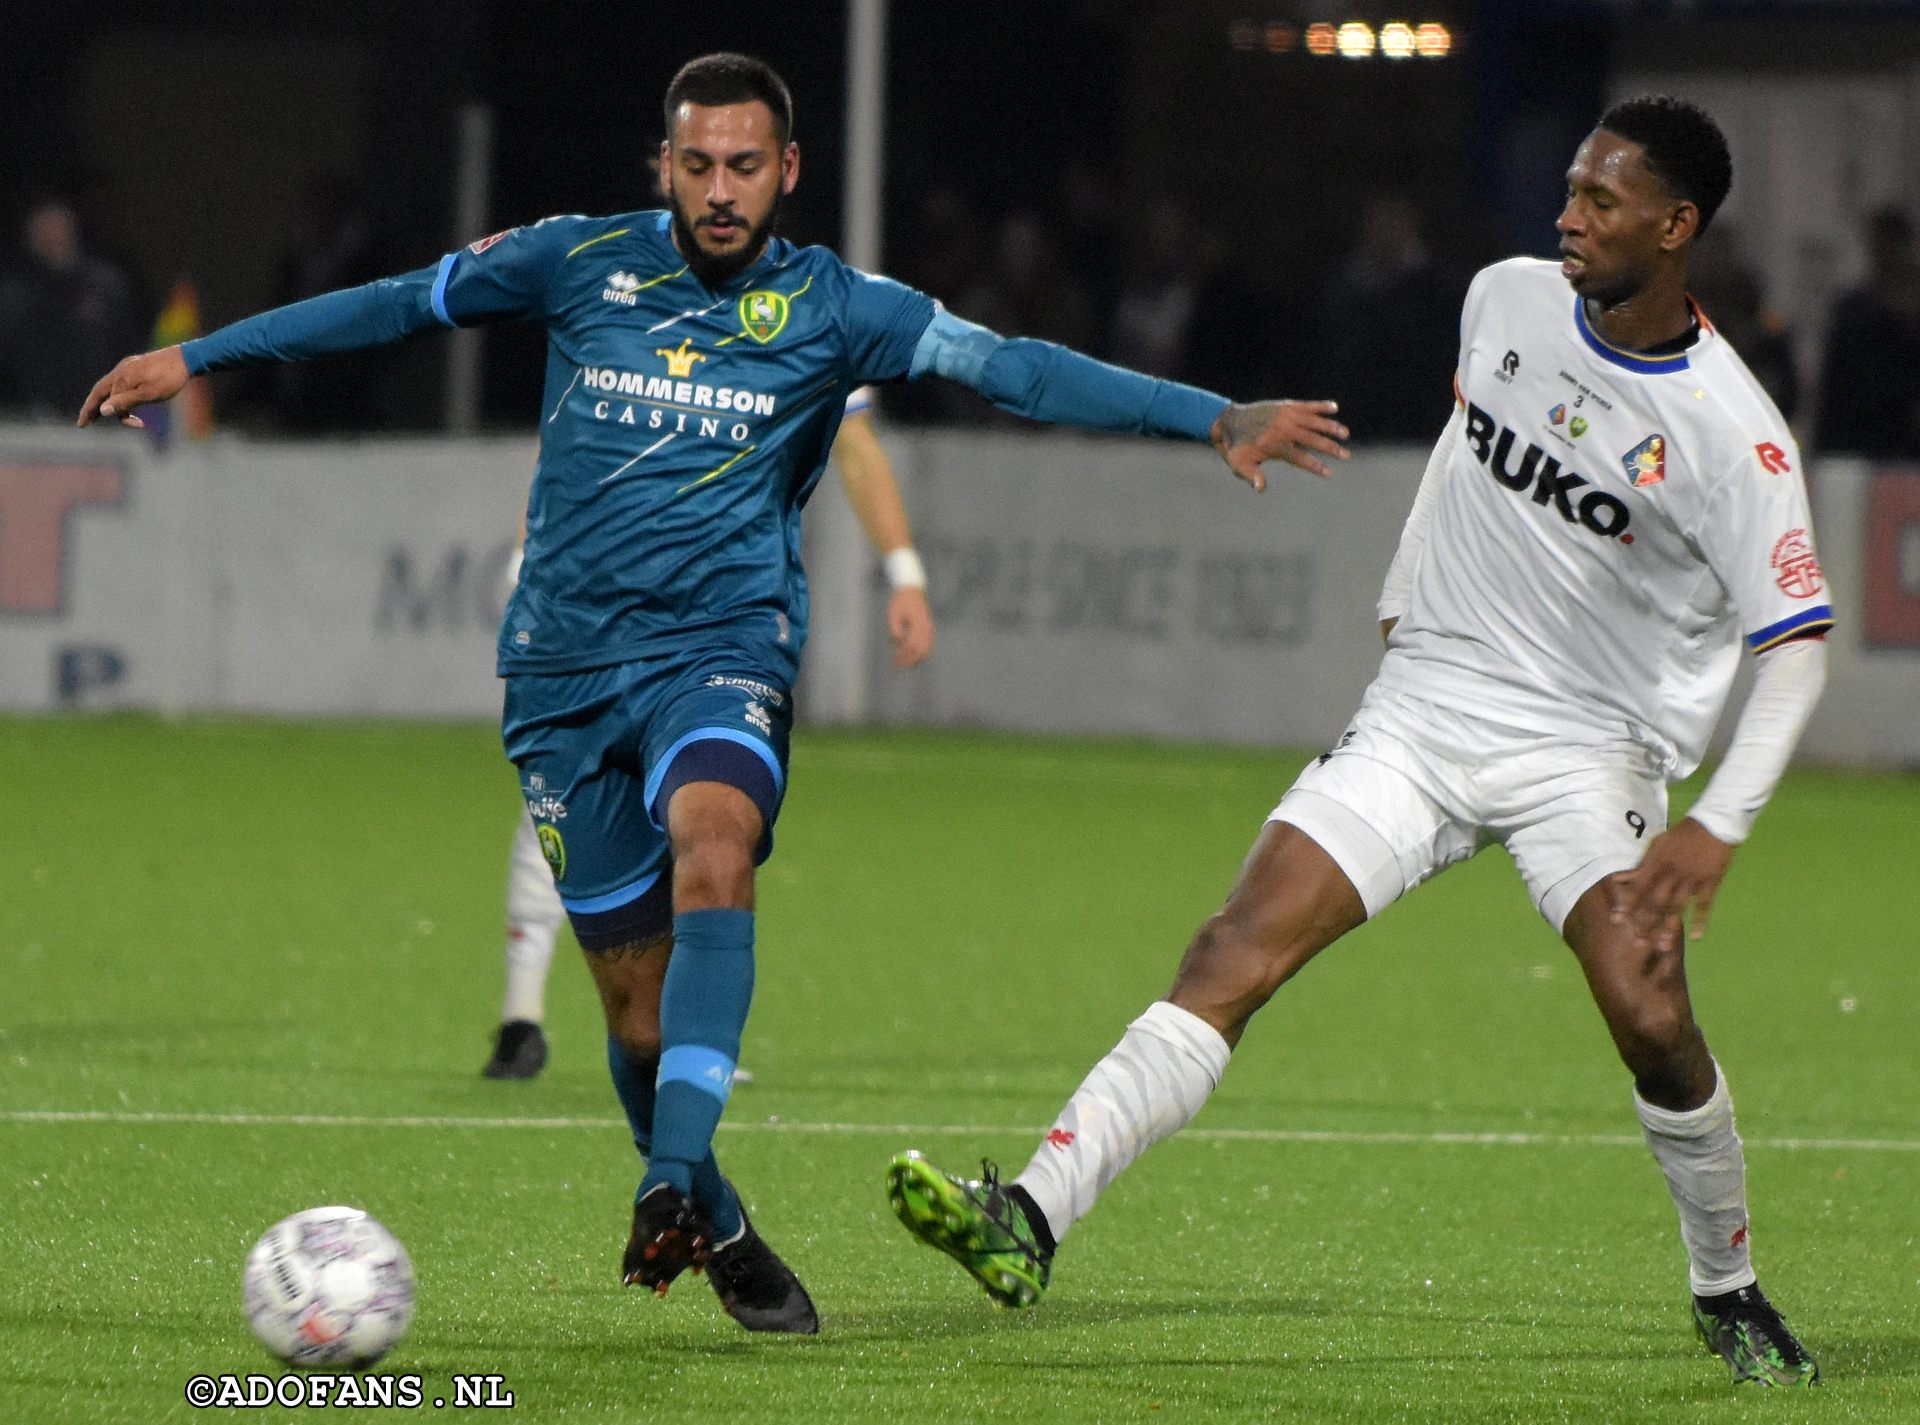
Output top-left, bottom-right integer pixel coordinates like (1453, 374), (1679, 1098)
(3, 425), (1916, 769)
(0, 427), (529, 717)
(849, 429), (1414, 748)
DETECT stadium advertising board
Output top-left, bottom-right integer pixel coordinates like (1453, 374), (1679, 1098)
(1, 426), (1914, 768)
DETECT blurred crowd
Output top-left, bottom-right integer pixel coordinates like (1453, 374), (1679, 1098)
(9, 184), (1920, 461)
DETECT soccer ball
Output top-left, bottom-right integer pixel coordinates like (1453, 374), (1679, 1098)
(241, 1206), (415, 1367)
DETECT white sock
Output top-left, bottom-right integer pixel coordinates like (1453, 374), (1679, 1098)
(501, 810), (564, 1025)
(1636, 1061), (1756, 1296)
(1014, 999), (1231, 1248)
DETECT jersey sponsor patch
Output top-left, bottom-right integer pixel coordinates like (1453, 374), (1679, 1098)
(1462, 401), (1634, 543)
(467, 230), (511, 255)
(1622, 433), (1666, 487)
(1770, 528), (1824, 598)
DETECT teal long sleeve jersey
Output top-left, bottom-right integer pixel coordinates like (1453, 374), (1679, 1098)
(183, 210), (1231, 679)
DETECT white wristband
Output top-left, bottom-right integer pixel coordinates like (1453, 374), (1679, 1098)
(884, 547), (927, 591)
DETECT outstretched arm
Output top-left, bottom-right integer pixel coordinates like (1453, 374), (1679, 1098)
(79, 265), (453, 426)
(832, 406), (934, 668)
(908, 309), (1348, 488)
(81, 219), (576, 427)
(1609, 636), (1828, 950)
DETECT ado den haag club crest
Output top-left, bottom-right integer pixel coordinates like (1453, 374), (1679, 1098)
(738, 289), (790, 344)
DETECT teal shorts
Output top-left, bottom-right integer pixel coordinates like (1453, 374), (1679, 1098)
(500, 651), (792, 949)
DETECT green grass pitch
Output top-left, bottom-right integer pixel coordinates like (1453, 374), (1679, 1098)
(3, 715), (1917, 1423)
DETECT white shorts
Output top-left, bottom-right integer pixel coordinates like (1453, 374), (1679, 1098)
(1272, 691), (1669, 932)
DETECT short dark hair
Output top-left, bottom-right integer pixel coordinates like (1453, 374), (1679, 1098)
(1597, 95), (1733, 235)
(664, 53), (794, 147)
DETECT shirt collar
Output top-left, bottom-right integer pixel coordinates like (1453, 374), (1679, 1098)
(1572, 295), (1706, 374)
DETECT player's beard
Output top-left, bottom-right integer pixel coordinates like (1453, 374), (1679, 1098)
(669, 191), (782, 289)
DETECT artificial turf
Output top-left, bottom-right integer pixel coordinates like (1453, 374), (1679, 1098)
(3, 715), (1916, 1422)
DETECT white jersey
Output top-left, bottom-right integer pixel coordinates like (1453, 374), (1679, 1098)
(1374, 258), (1833, 778)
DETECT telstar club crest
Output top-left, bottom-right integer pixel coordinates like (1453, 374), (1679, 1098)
(1622, 432), (1666, 487)
(737, 289), (790, 344)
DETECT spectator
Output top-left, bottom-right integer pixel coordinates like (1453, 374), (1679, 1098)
(267, 175), (392, 432)
(1315, 194), (1461, 442)
(1056, 161), (1125, 309)
(1690, 223), (1799, 420)
(0, 195), (143, 420)
(1109, 200), (1203, 379)
(934, 209), (1095, 425)
(959, 209), (1096, 353)
(884, 184), (989, 424)
(894, 184), (987, 310)
(1814, 206), (1920, 458)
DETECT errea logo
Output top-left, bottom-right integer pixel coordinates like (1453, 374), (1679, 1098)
(602, 271), (642, 306)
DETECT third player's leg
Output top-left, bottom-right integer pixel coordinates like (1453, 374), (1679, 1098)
(1562, 878), (1716, 1111)
(1169, 820), (1369, 1046)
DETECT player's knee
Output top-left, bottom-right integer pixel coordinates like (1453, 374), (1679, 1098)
(1612, 999), (1698, 1077)
(1180, 907), (1304, 1017)
(665, 784), (761, 910)
(608, 1015), (661, 1061)
(671, 831), (755, 909)
(589, 970), (662, 1058)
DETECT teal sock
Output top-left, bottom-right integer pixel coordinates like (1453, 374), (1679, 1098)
(606, 1034), (742, 1239)
(640, 909), (754, 1201)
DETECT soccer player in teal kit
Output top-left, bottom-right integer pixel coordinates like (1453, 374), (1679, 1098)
(80, 53), (1349, 1335)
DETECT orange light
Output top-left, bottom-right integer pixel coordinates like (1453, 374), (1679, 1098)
(1305, 21), (1337, 56)
(1263, 21), (1298, 54)
(1380, 22), (1415, 59)
(1416, 22), (1452, 57)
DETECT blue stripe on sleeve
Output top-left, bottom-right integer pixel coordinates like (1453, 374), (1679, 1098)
(910, 308), (1227, 441)
(429, 252), (459, 327)
(1747, 605), (1835, 651)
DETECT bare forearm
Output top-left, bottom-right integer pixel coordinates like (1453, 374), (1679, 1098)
(833, 418), (914, 556)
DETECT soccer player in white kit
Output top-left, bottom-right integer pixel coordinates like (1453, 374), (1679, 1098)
(889, 98), (1828, 1388)
(483, 386), (938, 1077)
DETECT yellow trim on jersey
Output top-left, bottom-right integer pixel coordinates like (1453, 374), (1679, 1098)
(564, 228), (633, 260)
(629, 265), (689, 290)
(675, 444), (759, 496)
(1750, 619), (1833, 653)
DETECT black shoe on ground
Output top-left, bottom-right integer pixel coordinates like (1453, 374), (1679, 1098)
(621, 1184), (711, 1297)
(1693, 1283), (1820, 1387)
(481, 1019), (548, 1079)
(705, 1201), (819, 1335)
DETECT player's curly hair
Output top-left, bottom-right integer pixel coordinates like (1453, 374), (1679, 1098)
(665, 53), (795, 147)
(1597, 96), (1732, 235)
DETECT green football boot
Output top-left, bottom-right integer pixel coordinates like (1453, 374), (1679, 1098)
(886, 1151), (1051, 1308)
(1693, 1284), (1820, 1387)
